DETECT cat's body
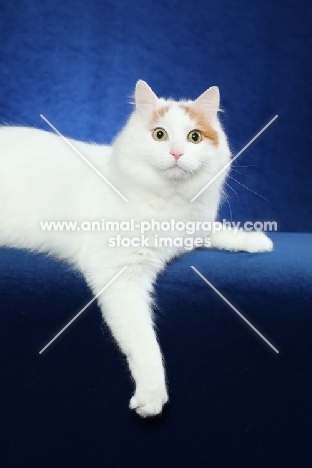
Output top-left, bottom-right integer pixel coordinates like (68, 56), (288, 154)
(0, 81), (272, 416)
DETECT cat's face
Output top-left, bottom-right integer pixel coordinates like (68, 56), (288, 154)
(114, 81), (230, 188)
(143, 101), (220, 180)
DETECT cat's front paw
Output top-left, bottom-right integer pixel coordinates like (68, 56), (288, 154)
(130, 384), (168, 418)
(244, 231), (273, 253)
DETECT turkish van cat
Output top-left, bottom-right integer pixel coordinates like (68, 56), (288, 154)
(0, 81), (272, 417)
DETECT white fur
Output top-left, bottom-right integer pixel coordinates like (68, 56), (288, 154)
(0, 81), (272, 417)
(210, 228), (273, 253)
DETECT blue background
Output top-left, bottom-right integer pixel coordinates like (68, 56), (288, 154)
(1, 2), (312, 467)
(0, 0), (311, 231)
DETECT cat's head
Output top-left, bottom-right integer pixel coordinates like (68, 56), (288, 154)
(113, 81), (230, 190)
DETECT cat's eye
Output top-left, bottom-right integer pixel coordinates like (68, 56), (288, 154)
(187, 130), (202, 144)
(153, 128), (168, 142)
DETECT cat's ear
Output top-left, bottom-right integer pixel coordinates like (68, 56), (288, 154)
(194, 86), (220, 122)
(135, 80), (158, 119)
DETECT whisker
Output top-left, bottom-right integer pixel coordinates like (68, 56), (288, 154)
(228, 175), (269, 202)
(231, 168), (254, 178)
(222, 189), (233, 222)
(224, 181), (239, 201)
(232, 164), (257, 168)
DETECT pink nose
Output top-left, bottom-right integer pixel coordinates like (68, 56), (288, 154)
(170, 150), (184, 160)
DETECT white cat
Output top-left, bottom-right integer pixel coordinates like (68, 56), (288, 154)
(0, 80), (272, 417)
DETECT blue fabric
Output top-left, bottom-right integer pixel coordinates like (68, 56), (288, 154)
(1, 233), (312, 467)
(0, 0), (311, 231)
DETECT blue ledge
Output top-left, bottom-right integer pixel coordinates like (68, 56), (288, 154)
(1, 232), (311, 467)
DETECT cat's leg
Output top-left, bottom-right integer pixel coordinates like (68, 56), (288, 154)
(84, 262), (168, 418)
(208, 227), (273, 252)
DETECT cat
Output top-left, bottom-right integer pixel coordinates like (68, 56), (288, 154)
(0, 80), (273, 417)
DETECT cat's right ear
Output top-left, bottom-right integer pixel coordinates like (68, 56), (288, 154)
(135, 80), (158, 119)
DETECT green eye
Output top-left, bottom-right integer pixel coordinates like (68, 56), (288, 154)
(153, 128), (168, 141)
(188, 130), (202, 144)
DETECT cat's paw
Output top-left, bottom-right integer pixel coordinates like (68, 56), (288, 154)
(130, 385), (169, 418)
(244, 231), (273, 253)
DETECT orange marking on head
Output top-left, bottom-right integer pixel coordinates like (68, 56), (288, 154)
(151, 106), (170, 124)
(180, 105), (219, 146)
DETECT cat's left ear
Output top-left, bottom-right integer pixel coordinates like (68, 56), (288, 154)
(135, 80), (158, 119)
(194, 86), (220, 122)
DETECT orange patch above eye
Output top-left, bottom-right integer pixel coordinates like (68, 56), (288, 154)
(151, 106), (170, 124)
(180, 105), (219, 146)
